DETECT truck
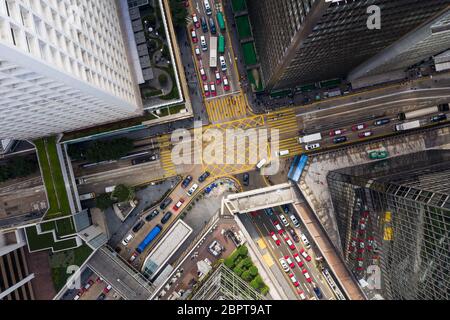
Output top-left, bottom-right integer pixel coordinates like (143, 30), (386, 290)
(136, 225), (162, 254)
(298, 133), (322, 144)
(395, 120), (421, 131)
(105, 185), (116, 193)
(398, 104), (449, 121)
(209, 36), (217, 68)
(79, 192), (95, 201)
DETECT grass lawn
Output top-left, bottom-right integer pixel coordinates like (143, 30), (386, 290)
(235, 15), (252, 39)
(26, 226), (78, 252)
(242, 42), (257, 65)
(231, 0), (247, 12)
(168, 104), (187, 114)
(39, 217), (75, 238)
(49, 244), (93, 292)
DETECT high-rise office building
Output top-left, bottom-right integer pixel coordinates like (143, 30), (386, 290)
(327, 150), (450, 300)
(0, 0), (143, 139)
(246, 0), (450, 91)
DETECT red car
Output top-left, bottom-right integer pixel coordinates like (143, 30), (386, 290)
(284, 235), (296, 250)
(329, 129), (346, 137)
(289, 273), (299, 287)
(200, 68), (207, 81)
(215, 70), (221, 84)
(299, 248), (311, 261)
(223, 76), (230, 91)
(103, 284), (112, 294)
(194, 46), (201, 59)
(293, 253), (304, 267)
(270, 231), (281, 246)
(96, 277), (103, 283)
(250, 211), (258, 217)
(273, 220), (283, 235)
(358, 131), (372, 138)
(172, 198), (185, 211)
(210, 82), (217, 97)
(190, 28), (198, 43)
(192, 14), (200, 28)
(285, 255), (295, 268)
(203, 84), (210, 97)
(302, 269), (312, 283)
(297, 289), (307, 300)
(352, 123), (367, 131)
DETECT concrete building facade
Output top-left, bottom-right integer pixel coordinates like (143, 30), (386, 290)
(0, 0), (143, 139)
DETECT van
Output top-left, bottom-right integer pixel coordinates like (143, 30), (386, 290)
(289, 214), (300, 228)
(219, 56), (227, 72)
(279, 214), (289, 227)
(122, 234), (133, 246)
(79, 192), (95, 201)
(301, 233), (311, 249)
(204, 0), (212, 15)
(187, 183), (199, 196)
(200, 36), (207, 51)
(277, 150), (289, 156)
(209, 17), (216, 34)
(256, 158), (267, 169)
(160, 212), (172, 224)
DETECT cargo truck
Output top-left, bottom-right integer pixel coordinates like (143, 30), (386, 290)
(395, 120), (421, 131)
(298, 133), (322, 144)
(209, 36), (217, 68)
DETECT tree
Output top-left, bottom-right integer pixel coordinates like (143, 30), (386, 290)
(112, 184), (134, 202)
(241, 270), (252, 282)
(158, 73), (168, 86)
(233, 266), (243, 276)
(240, 257), (253, 269)
(169, 0), (187, 28)
(84, 138), (133, 163)
(249, 266), (258, 277)
(250, 275), (264, 290)
(260, 285), (269, 295)
(224, 257), (234, 269)
(238, 245), (248, 257)
(95, 193), (115, 210)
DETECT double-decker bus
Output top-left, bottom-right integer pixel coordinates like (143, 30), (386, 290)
(218, 35), (225, 54)
(216, 12), (225, 31)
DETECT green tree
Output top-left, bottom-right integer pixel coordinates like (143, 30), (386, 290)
(112, 184), (135, 202)
(169, 0), (187, 28)
(249, 266), (258, 277)
(250, 275), (264, 289)
(238, 245), (248, 257)
(240, 257), (252, 269)
(260, 285), (269, 295)
(224, 257), (234, 269)
(241, 270), (252, 282)
(158, 73), (168, 86)
(95, 193), (115, 210)
(84, 138), (133, 162)
(233, 266), (243, 276)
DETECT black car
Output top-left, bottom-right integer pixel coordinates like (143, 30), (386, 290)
(288, 228), (300, 243)
(201, 16), (208, 33)
(160, 212), (172, 224)
(209, 17), (216, 34)
(182, 175), (193, 188)
(313, 285), (323, 299)
(282, 204), (290, 214)
(374, 118), (390, 126)
(160, 197), (173, 210)
(145, 209), (159, 222)
(333, 136), (347, 144)
(131, 155), (157, 165)
(243, 173), (249, 186)
(97, 293), (106, 300)
(430, 113), (447, 122)
(132, 221), (144, 233)
(198, 171), (210, 183)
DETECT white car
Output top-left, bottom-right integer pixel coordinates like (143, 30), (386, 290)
(305, 143), (320, 151)
(279, 214), (289, 227)
(301, 233), (311, 249)
(289, 214), (300, 228)
(279, 258), (289, 272)
(187, 183), (199, 196)
(285, 255), (295, 268)
(200, 36), (207, 51)
(122, 234), (133, 246)
(219, 55), (227, 72)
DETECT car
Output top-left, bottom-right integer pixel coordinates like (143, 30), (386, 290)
(270, 231), (281, 246)
(305, 143), (320, 151)
(282, 204), (290, 214)
(215, 70), (221, 84)
(122, 234), (133, 246)
(289, 273), (300, 287)
(297, 290), (307, 300)
(198, 171), (210, 182)
(160, 197), (173, 210)
(190, 28), (198, 43)
(192, 14), (200, 28)
(182, 175), (193, 188)
(131, 155), (157, 165)
(367, 237), (374, 250)
(352, 123), (367, 131)
(103, 284), (112, 294)
(285, 255), (295, 268)
(160, 211), (173, 224)
(313, 284), (323, 299)
(128, 252), (138, 263)
(279, 214), (289, 227)
(250, 211), (258, 217)
(300, 248), (311, 261)
(289, 228), (300, 243)
(200, 35), (207, 51)
(369, 150), (389, 160)
(96, 277), (103, 283)
(264, 207), (274, 216)
(203, 83), (210, 97)
(329, 129), (346, 137)
(132, 221), (144, 233)
(209, 17), (216, 34)
(374, 118), (390, 126)
(219, 55), (227, 72)
(187, 183), (199, 196)
(194, 46), (201, 59)
(279, 258), (290, 272)
(358, 131), (372, 138)
(302, 269), (312, 283)
(300, 233), (311, 249)
(333, 136), (347, 144)
(172, 199), (185, 211)
(97, 293), (106, 300)
(222, 76), (230, 91)
(273, 220), (283, 234)
(201, 16), (208, 33)
(210, 82), (217, 96)
(243, 173), (249, 186)
(289, 214), (300, 228)
(73, 294), (80, 300)
(293, 253), (304, 267)
(284, 236), (296, 250)
(200, 68), (207, 81)
(431, 113), (447, 122)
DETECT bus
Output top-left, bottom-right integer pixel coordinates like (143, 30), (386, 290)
(216, 12), (225, 31)
(136, 225), (162, 253)
(218, 35), (225, 54)
(209, 36), (218, 68)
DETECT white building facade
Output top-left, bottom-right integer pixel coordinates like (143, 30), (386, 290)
(0, 0), (143, 139)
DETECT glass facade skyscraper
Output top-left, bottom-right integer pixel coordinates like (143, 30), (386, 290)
(327, 149), (450, 300)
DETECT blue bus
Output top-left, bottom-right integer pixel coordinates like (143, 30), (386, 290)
(288, 155), (308, 183)
(136, 225), (162, 253)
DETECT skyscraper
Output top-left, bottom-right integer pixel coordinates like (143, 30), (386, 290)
(246, 0), (450, 91)
(0, 0), (143, 139)
(327, 149), (450, 300)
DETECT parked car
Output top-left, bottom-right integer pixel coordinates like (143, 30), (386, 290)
(182, 175), (193, 188)
(200, 35), (207, 51)
(289, 214), (300, 228)
(201, 17), (208, 33)
(279, 214), (289, 227)
(284, 235), (296, 250)
(219, 55), (227, 72)
(160, 197), (173, 210)
(172, 199), (185, 211)
(129, 252), (138, 263)
(431, 113), (447, 122)
(285, 255), (295, 268)
(132, 221), (144, 233)
(223, 76), (230, 91)
(279, 258), (289, 272)
(210, 82), (217, 96)
(273, 220), (283, 234)
(302, 269), (312, 283)
(300, 233), (311, 249)
(145, 209), (159, 222)
(122, 234), (133, 246)
(352, 123), (367, 131)
(293, 253), (304, 267)
(243, 173), (249, 186)
(198, 171), (210, 183)
(300, 248), (311, 261)
(297, 290), (307, 300)
(282, 204), (290, 214)
(103, 284), (112, 294)
(288, 228), (299, 243)
(160, 211), (172, 224)
(190, 28), (198, 43)
(194, 46), (201, 59)
(192, 14), (200, 28)
(209, 17), (216, 34)
(187, 183), (199, 196)
(289, 273), (299, 287)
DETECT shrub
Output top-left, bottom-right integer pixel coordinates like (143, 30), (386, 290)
(233, 266), (243, 276)
(95, 193), (115, 210)
(240, 257), (253, 269)
(260, 285), (270, 296)
(238, 245), (248, 257)
(251, 275), (264, 289)
(224, 257), (234, 269)
(241, 271), (253, 282)
(249, 266), (258, 277)
(112, 184), (135, 202)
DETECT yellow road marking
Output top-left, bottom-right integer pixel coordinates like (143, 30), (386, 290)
(257, 238), (267, 249)
(262, 253), (274, 267)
